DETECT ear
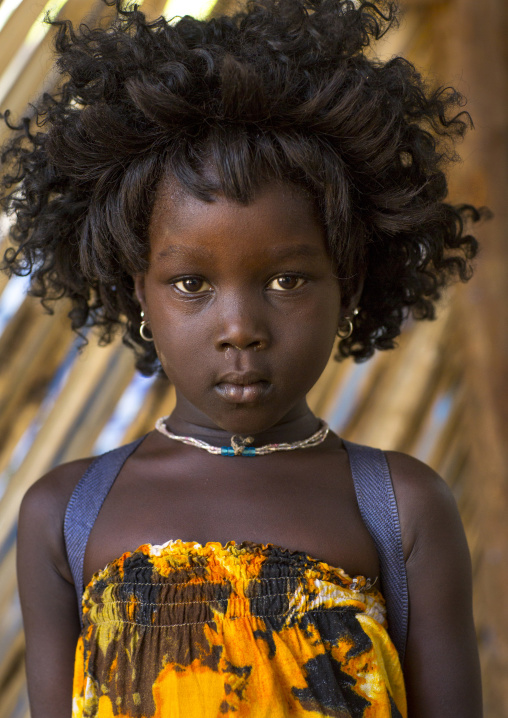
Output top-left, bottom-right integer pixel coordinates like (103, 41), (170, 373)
(134, 273), (147, 313)
(340, 274), (365, 317)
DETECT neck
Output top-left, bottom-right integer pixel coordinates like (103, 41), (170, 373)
(165, 399), (321, 448)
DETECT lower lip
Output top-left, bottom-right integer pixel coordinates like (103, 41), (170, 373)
(215, 381), (272, 404)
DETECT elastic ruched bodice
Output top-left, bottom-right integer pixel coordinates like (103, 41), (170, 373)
(72, 541), (406, 717)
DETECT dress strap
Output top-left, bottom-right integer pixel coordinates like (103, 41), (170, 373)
(64, 436), (147, 626)
(342, 439), (408, 665)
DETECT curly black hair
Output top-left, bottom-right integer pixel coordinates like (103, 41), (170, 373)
(0, 0), (484, 375)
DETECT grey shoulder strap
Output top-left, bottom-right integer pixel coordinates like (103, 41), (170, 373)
(64, 436), (147, 626)
(342, 439), (408, 665)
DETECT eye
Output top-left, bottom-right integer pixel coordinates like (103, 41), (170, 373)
(267, 275), (306, 291)
(173, 277), (212, 294)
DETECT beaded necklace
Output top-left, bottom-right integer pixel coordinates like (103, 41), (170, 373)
(154, 417), (329, 456)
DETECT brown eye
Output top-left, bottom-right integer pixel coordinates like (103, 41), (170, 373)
(268, 275), (305, 291)
(174, 277), (212, 294)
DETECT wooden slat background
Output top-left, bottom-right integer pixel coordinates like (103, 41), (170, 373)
(0, 0), (507, 716)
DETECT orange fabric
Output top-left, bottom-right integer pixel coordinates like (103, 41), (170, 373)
(72, 541), (406, 717)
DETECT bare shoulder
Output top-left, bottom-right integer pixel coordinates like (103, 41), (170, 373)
(19, 457), (95, 583)
(384, 451), (464, 563)
(21, 456), (95, 524)
(384, 450), (456, 506)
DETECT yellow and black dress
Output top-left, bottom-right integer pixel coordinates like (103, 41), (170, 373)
(72, 540), (406, 718)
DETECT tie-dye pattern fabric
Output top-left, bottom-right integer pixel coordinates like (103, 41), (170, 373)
(73, 541), (406, 717)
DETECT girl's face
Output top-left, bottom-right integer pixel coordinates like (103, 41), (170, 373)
(135, 179), (343, 435)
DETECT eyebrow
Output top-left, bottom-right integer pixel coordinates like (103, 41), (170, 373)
(267, 244), (323, 260)
(156, 245), (214, 259)
(156, 243), (322, 260)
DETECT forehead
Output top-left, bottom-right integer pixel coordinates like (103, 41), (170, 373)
(148, 178), (327, 262)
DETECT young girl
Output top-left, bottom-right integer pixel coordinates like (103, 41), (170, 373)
(1, 0), (484, 716)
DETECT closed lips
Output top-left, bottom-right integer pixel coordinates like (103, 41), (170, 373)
(215, 374), (272, 403)
(216, 372), (268, 386)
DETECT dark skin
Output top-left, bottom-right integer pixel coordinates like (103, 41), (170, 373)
(17, 180), (482, 717)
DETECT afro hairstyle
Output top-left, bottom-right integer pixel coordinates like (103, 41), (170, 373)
(0, 0), (485, 374)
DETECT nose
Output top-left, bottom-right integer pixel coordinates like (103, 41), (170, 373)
(214, 294), (270, 352)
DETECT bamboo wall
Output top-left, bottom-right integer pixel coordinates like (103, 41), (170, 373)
(0, 0), (507, 716)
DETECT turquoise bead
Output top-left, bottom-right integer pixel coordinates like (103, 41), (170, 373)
(221, 447), (256, 456)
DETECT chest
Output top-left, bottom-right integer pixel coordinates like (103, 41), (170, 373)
(83, 442), (380, 585)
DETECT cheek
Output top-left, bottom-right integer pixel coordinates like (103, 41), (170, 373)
(153, 324), (205, 381)
(276, 294), (340, 379)
(295, 321), (337, 370)
(301, 283), (341, 339)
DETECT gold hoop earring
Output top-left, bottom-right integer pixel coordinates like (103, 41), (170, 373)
(337, 308), (359, 340)
(139, 311), (154, 342)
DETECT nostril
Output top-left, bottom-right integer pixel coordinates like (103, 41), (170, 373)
(220, 339), (265, 352)
(220, 342), (242, 352)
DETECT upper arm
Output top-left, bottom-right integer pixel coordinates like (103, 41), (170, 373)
(17, 460), (92, 718)
(386, 452), (482, 718)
